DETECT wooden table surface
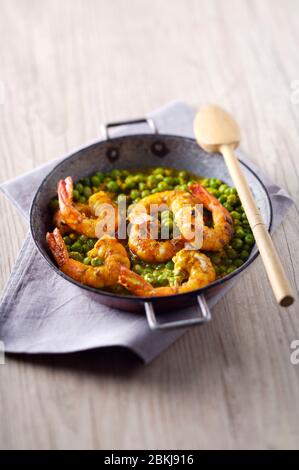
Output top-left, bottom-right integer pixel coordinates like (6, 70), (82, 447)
(0, 0), (299, 450)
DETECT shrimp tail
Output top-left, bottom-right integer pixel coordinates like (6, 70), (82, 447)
(189, 182), (212, 204)
(118, 266), (154, 296)
(189, 182), (233, 222)
(46, 228), (68, 268)
(57, 176), (73, 208)
(58, 176), (83, 226)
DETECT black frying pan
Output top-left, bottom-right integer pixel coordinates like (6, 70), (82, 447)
(30, 118), (272, 330)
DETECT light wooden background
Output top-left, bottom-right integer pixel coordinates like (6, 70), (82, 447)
(0, 0), (299, 450)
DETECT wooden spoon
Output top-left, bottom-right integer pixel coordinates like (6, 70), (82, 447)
(194, 105), (294, 307)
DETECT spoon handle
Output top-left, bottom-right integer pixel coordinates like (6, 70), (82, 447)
(220, 144), (294, 307)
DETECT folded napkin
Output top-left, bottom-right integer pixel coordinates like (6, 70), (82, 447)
(0, 101), (293, 363)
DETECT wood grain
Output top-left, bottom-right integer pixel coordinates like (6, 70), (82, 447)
(0, 0), (299, 450)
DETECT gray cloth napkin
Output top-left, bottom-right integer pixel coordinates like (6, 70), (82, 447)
(0, 101), (294, 363)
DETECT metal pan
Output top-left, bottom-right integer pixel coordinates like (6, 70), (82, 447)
(30, 118), (273, 331)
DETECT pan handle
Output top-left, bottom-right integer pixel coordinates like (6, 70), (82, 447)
(144, 294), (212, 331)
(101, 117), (157, 140)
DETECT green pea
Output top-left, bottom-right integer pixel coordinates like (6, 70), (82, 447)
(155, 174), (164, 181)
(153, 167), (164, 176)
(207, 187), (219, 197)
(223, 203), (233, 212)
(165, 261), (174, 270)
(95, 171), (105, 181)
(224, 187), (232, 195)
(139, 182), (147, 191)
(156, 264), (164, 271)
(83, 177), (91, 187)
(200, 178), (210, 187)
(243, 243), (251, 252)
(151, 188), (161, 194)
(83, 186), (92, 198)
(157, 181), (169, 191)
(83, 257), (91, 265)
(130, 189), (140, 200)
(144, 273), (155, 284)
(78, 234), (87, 242)
(164, 268), (174, 277)
(134, 173), (145, 183)
(141, 190), (150, 198)
(152, 269), (161, 279)
(156, 274), (168, 286)
(133, 264), (143, 275)
(121, 170), (129, 177)
(124, 176), (136, 189)
(75, 183), (84, 194)
(143, 266), (153, 274)
(224, 258), (233, 266)
(63, 235), (72, 245)
(240, 249), (250, 261)
(49, 198), (59, 211)
(234, 259), (244, 268)
(65, 244), (71, 252)
(147, 175), (158, 189)
(91, 258), (104, 267)
(107, 181), (119, 192)
(71, 241), (83, 253)
(226, 247), (238, 259)
(73, 189), (80, 201)
(69, 252), (84, 262)
(177, 184), (188, 191)
(227, 194), (238, 206)
(231, 238), (243, 250)
(231, 211), (241, 220)
(91, 175), (102, 187)
(164, 168), (174, 176)
(164, 176), (175, 186)
(244, 234), (255, 245)
(226, 266), (235, 274)
(110, 169), (122, 179)
(218, 195), (227, 204)
(211, 254), (222, 265)
(69, 233), (77, 241)
(209, 178), (221, 188)
(215, 265), (226, 275)
(218, 184), (228, 193)
(178, 170), (188, 180)
(235, 227), (245, 239)
(86, 239), (95, 250)
(230, 188), (238, 194)
(82, 244), (89, 253)
(242, 212), (248, 222)
(79, 195), (87, 203)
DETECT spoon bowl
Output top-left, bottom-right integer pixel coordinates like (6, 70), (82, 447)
(194, 105), (241, 153)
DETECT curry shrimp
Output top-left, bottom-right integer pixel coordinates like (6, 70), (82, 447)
(189, 183), (234, 251)
(128, 189), (203, 262)
(58, 176), (118, 238)
(46, 229), (130, 288)
(119, 250), (216, 296)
